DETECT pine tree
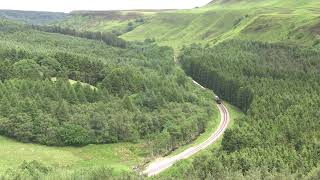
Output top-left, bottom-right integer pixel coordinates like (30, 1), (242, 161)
(0, 96), (11, 116)
(75, 83), (87, 103)
(55, 100), (69, 122)
(67, 85), (78, 104)
(123, 95), (135, 112)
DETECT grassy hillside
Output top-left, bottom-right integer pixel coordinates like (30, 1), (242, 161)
(57, 0), (320, 49)
(123, 0), (320, 48)
(0, 10), (66, 25)
(58, 10), (159, 36)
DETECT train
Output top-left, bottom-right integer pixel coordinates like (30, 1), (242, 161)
(215, 95), (222, 104)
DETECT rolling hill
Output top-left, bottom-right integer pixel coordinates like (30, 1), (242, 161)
(56, 0), (320, 49)
(0, 9), (66, 25)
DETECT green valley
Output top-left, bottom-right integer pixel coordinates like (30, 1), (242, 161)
(0, 0), (320, 179)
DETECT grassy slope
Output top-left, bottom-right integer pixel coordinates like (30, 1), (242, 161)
(0, 136), (143, 175)
(121, 0), (320, 49)
(54, 1), (320, 50)
(58, 0), (320, 49)
(57, 11), (157, 35)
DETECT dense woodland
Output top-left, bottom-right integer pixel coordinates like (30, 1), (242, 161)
(165, 40), (320, 178)
(32, 25), (127, 48)
(0, 19), (214, 156)
(180, 46), (254, 112)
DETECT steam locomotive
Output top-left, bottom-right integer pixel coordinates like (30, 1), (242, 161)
(215, 96), (222, 104)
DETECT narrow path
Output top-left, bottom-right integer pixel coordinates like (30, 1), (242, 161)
(143, 80), (230, 176)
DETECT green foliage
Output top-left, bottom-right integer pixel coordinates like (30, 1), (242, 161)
(176, 40), (320, 178)
(180, 43), (254, 112)
(102, 67), (144, 95)
(51, 166), (142, 180)
(0, 59), (12, 81)
(12, 59), (43, 80)
(0, 21), (214, 153)
(0, 161), (143, 180)
(306, 167), (320, 180)
(1, 160), (51, 180)
(33, 25), (127, 48)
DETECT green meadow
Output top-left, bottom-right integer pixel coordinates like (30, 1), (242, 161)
(0, 135), (143, 175)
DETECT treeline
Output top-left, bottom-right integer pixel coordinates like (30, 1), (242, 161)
(32, 25), (127, 48)
(174, 40), (320, 178)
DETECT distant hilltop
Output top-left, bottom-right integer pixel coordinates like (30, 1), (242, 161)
(0, 9), (66, 25)
(70, 9), (177, 14)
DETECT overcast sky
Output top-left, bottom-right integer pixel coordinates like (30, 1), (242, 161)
(1, 0), (213, 13)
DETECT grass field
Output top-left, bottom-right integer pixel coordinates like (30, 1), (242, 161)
(0, 136), (145, 175)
